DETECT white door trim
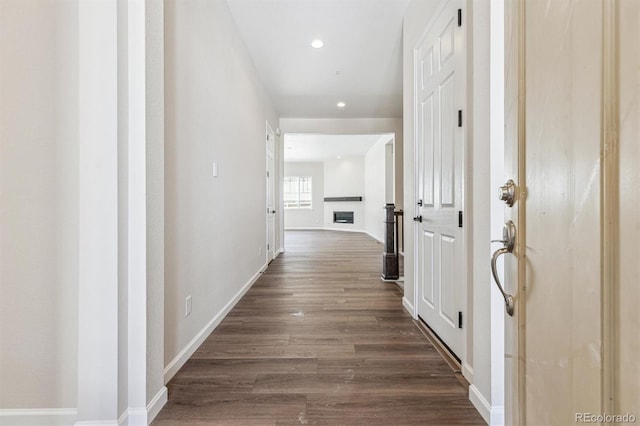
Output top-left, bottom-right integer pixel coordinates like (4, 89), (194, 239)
(265, 121), (276, 263)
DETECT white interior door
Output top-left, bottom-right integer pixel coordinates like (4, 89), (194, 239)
(266, 123), (276, 263)
(501, 1), (639, 423)
(415, 0), (465, 358)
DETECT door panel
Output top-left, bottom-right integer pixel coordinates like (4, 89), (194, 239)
(440, 73), (455, 207)
(503, 1), (622, 424)
(421, 231), (435, 306)
(421, 96), (435, 207)
(439, 18), (454, 65)
(415, 0), (464, 358)
(439, 234), (456, 326)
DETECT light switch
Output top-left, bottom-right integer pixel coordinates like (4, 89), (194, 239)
(212, 162), (218, 177)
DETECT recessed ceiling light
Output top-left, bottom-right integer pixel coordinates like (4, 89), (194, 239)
(287, 146), (293, 149)
(311, 39), (324, 49)
(337, 156), (342, 159)
(337, 102), (346, 108)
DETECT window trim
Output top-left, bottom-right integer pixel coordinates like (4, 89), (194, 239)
(284, 176), (313, 209)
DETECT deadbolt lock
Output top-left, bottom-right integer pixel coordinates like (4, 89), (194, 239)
(499, 179), (517, 206)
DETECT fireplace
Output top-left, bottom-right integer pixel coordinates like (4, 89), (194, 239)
(333, 211), (354, 224)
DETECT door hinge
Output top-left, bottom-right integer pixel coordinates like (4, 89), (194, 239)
(457, 9), (462, 27)
(458, 110), (463, 127)
(458, 311), (463, 328)
(267, 243), (270, 250)
(267, 171), (270, 177)
(458, 211), (463, 228)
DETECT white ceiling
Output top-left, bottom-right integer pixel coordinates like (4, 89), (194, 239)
(226, 0), (411, 118)
(284, 133), (392, 162)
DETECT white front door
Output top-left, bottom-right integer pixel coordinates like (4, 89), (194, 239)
(501, 1), (639, 423)
(415, 0), (465, 358)
(266, 122), (276, 263)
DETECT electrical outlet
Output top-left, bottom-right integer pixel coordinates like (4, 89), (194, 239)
(185, 295), (192, 318)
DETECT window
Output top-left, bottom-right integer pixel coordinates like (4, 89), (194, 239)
(284, 176), (312, 209)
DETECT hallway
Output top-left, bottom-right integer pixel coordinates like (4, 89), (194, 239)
(153, 231), (484, 425)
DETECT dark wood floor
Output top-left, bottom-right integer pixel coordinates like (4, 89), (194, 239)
(153, 230), (484, 425)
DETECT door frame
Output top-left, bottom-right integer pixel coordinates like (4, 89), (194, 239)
(265, 120), (276, 264)
(412, 0), (469, 372)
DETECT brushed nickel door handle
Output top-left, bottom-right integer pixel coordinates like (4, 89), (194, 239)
(491, 220), (516, 316)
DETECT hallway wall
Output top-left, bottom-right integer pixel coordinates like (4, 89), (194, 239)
(0, 0), (79, 410)
(164, 0), (279, 379)
(364, 135), (393, 242)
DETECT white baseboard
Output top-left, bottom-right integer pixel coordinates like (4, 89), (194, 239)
(469, 384), (491, 425)
(402, 296), (415, 318)
(118, 408), (145, 426)
(462, 362), (474, 383)
(284, 227), (324, 231)
(0, 392), (167, 426)
(147, 386), (168, 424)
(285, 227), (385, 244)
(323, 227), (366, 234)
(490, 405), (505, 426)
(0, 409), (77, 426)
(117, 385), (167, 425)
(276, 247), (284, 256)
(163, 264), (267, 383)
(364, 231), (384, 244)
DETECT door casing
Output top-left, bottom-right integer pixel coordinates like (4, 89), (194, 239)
(266, 121), (276, 263)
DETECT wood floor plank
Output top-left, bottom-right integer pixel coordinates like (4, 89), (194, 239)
(305, 394), (484, 423)
(153, 230), (484, 425)
(252, 373), (467, 395)
(171, 358), (318, 379)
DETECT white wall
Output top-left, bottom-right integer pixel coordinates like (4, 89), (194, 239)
(0, 0), (79, 411)
(164, 0), (279, 379)
(284, 162), (324, 229)
(323, 157), (365, 231)
(364, 135), (393, 242)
